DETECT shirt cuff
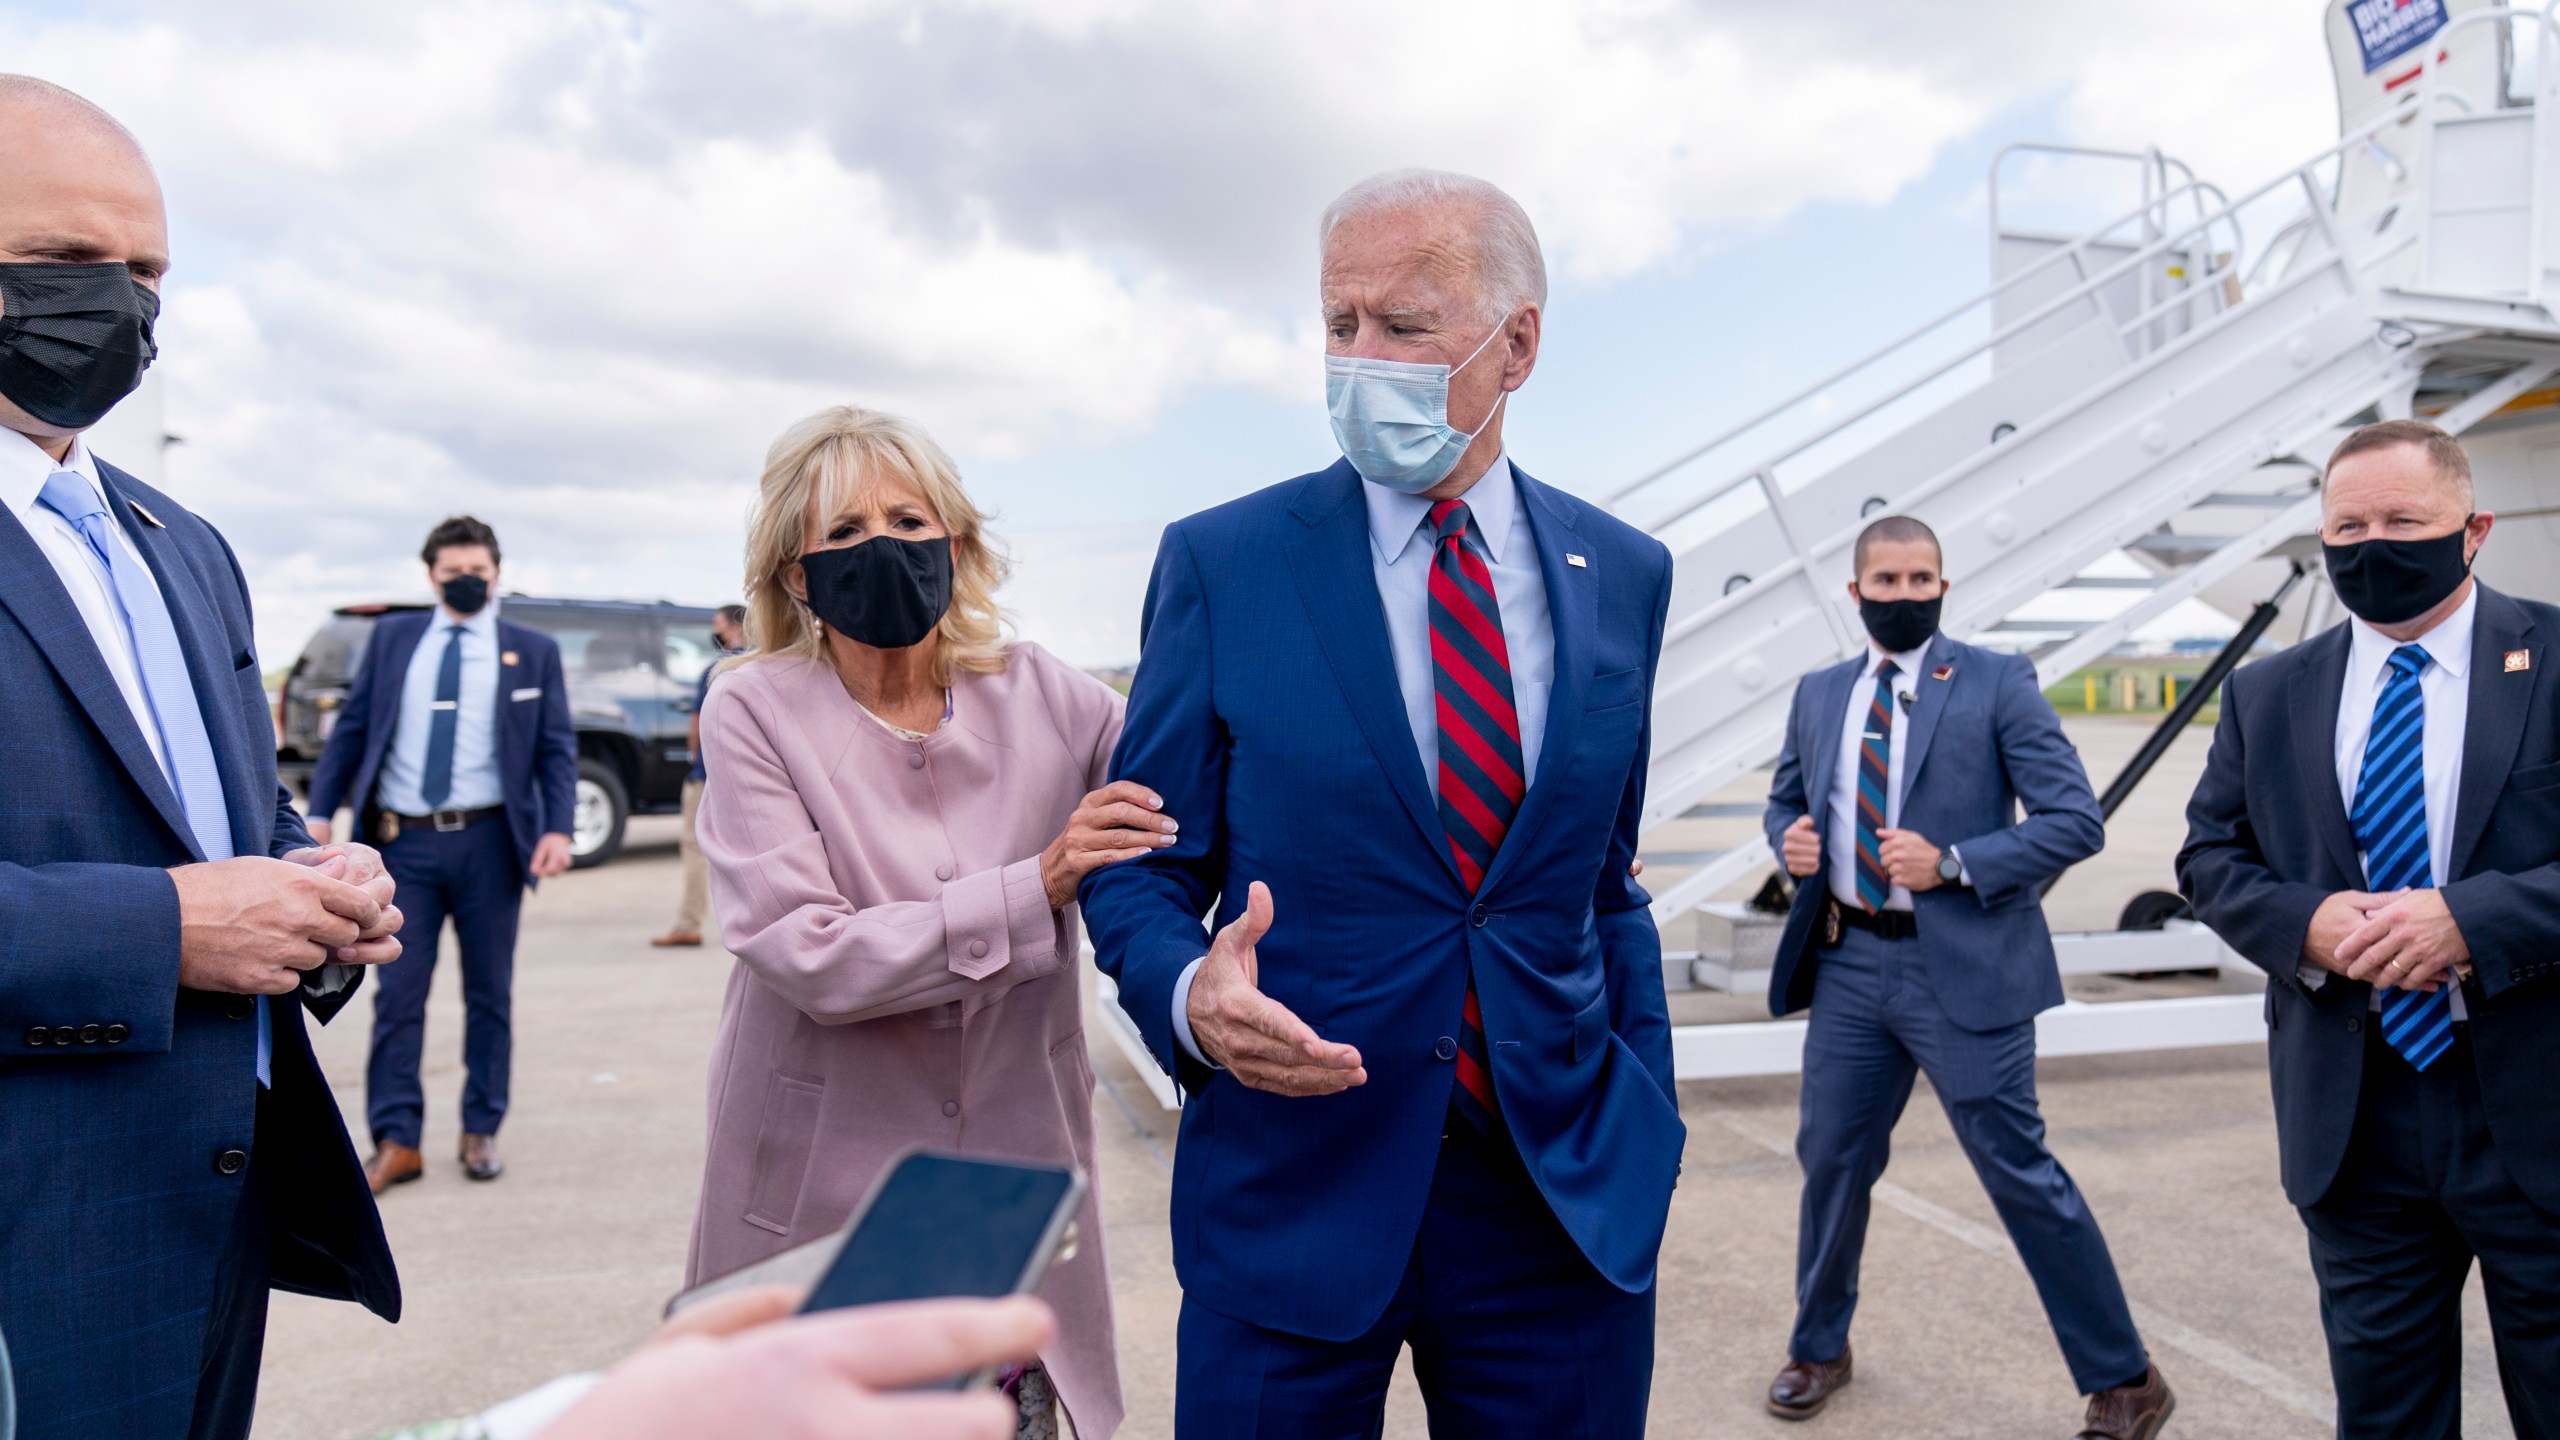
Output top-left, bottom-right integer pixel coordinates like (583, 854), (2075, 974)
(2298, 964), (2330, 991)
(1949, 845), (1972, 889)
(1171, 957), (1219, 1069)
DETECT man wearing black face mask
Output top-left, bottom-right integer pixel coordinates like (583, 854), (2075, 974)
(1761, 517), (2171, 1437)
(2181, 420), (2560, 1436)
(307, 516), (578, 1192)
(0, 76), (403, 1440)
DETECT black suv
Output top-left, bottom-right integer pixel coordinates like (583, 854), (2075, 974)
(273, 597), (726, 868)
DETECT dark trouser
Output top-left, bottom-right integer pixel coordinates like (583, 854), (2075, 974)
(367, 818), (523, 1148)
(2299, 1028), (2560, 1440)
(1791, 926), (2148, 1394)
(188, 1086), (272, 1440)
(1174, 1123), (1655, 1440)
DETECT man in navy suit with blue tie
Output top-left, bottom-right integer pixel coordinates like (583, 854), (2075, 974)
(2181, 421), (2560, 1437)
(1760, 516), (2171, 1437)
(1083, 170), (1682, 1438)
(307, 515), (578, 1192)
(0, 76), (401, 1439)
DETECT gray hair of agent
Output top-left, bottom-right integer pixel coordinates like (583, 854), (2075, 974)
(1319, 168), (1549, 324)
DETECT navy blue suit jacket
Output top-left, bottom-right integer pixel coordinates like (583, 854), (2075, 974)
(0, 460), (397, 1438)
(2178, 583), (2560, 1211)
(305, 608), (579, 883)
(1763, 635), (2106, 1031)
(1080, 459), (1685, 1342)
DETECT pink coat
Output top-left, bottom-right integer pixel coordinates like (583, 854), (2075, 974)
(686, 643), (1126, 1439)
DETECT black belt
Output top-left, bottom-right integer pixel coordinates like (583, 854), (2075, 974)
(379, 806), (503, 841)
(1823, 896), (1918, 943)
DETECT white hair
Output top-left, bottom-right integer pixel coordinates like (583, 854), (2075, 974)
(1319, 169), (1548, 323)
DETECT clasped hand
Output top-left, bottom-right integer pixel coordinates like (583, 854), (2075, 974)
(1185, 882), (1367, 1096)
(1778, 815), (1944, 890)
(173, 843), (404, 995)
(2306, 888), (2470, 991)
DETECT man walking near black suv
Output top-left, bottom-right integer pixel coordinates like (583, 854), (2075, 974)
(308, 516), (579, 1191)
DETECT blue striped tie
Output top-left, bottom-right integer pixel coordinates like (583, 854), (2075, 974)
(1853, 659), (1898, 913)
(2349, 644), (2454, 1071)
(38, 469), (265, 1086)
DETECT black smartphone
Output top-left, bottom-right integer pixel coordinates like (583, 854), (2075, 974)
(799, 1148), (1083, 1316)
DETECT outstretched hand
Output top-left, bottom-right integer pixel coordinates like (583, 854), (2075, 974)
(1184, 882), (1366, 1096)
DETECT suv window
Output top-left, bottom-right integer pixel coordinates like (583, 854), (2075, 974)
(299, 616), (379, 687)
(662, 620), (718, 685)
(507, 605), (658, 680)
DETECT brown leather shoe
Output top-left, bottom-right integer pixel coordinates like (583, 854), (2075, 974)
(364, 1142), (423, 1195)
(650, 930), (703, 948)
(1767, 1345), (1852, 1420)
(2078, 1363), (2174, 1440)
(459, 1132), (504, 1182)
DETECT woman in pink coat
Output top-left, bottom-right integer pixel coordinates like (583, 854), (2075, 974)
(687, 405), (1168, 1439)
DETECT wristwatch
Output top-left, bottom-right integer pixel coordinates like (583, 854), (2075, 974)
(1935, 848), (1965, 887)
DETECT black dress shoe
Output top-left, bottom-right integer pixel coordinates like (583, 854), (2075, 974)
(1768, 1344), (1853, 1419)
(459, 1132), (503, 1181)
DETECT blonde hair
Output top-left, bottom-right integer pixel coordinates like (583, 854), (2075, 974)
(738, 405), (1012, 684)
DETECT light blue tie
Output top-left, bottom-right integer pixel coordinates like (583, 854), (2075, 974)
(38, 469), (267, 1087)
(2349, 644), (2453, 1072)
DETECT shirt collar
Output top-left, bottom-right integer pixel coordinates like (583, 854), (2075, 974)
(2348, 583), (2477, 687)
(435, 599), (503, 641)
(0, 428), (102, 525)
(1866, 631), (1933, 683)
(1365, 453), (1520, 568)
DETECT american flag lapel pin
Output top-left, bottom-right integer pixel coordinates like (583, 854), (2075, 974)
(2506, 649), (2531, 673)
(1565, 553), (1588, 568)
(1932, 664), (1955, 681)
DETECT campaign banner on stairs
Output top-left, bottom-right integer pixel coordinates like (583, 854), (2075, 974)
(2346, 0), (2448, 74)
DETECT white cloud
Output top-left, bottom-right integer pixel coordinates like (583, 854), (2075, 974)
(2, 0), (2338, 664)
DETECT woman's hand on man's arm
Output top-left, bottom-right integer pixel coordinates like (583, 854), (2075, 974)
(1040, 780), (1177, 910)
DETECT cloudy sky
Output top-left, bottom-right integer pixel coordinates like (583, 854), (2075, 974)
(7, 0), (2346, 666)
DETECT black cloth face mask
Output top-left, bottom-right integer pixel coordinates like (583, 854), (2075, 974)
(1856, 590), (1942, 654)
(800, 535), (953, 650)
(2324, 522), (2473, 627)
(0, 262), (160, 430)
(440, 575), (491, 617)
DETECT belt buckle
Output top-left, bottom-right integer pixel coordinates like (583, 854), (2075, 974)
(432, 809), (468, 833)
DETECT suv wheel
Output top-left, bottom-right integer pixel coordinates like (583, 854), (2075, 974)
(571, 757), (629, 869)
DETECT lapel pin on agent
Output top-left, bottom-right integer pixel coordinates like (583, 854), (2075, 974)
(501, 650), (519, 667)
(1932, 664), (1955, 681)
(2506, 648), (2531, 673)
(1566, 553), (1588, 568)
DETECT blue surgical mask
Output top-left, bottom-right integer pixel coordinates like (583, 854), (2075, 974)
(1325, 316), (1511, 494)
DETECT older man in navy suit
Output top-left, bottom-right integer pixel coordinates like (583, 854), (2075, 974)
(1760, 516), (2170, 1438)
(0, 76), (402, 1440)
(1084, 170), (1681, 1439)
(2181, 420), (2560, 1437)
(307, 515), (578, 1192)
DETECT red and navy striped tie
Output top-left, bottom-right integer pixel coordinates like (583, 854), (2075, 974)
(1428, 498), (1521, 1133)
(1853, 659), (1899, 913)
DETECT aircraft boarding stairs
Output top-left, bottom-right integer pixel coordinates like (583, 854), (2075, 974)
(1093, 8), (2560, 1107)
(1620, 6), (2560, 1079)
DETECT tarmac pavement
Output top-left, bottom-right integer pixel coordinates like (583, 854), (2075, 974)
(255, 715), (2520, 1437)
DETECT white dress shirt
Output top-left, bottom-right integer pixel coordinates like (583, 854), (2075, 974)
(2312, 585), (2476, 1016)
(1171, 456), (1558, 1066)
(376, 601), (507, 815)
(1824, 635), (1937, 911)
(0, 429), (178, 776)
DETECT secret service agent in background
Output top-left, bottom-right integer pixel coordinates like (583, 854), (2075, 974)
(654, 602), (746, 949)
(306, 516), (579, 1192)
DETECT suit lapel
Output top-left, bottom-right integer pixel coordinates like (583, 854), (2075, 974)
(1896, 639), (1958, 802)
(97, 463), (262, 856)
(2287, 624), (2363, 886)
(1479, 468), (1588, 894)
(0, 490), (199, 854)
(1281, 462), (1461, 887)
(496, 619), (530, 787)
(2450, 585), (2535, 878)
(1802, 661), (1855, 838)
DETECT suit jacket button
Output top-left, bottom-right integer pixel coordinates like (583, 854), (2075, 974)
(2347, 1017), (2363, 1033)
(50, 1027), (75, 1046)
(1435, 1036), (1458, 1061)
(224, 996), (255, 1020)
(78, 1024), (101, 1045)
(23, 1026), (47, 1049)
(214, 1149), (248, 1176)
(1470, 906), (1488, 929)
(104, 1024), (128, 1044)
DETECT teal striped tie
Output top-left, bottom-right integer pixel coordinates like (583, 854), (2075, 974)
(1853, 659), (1898, 912)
